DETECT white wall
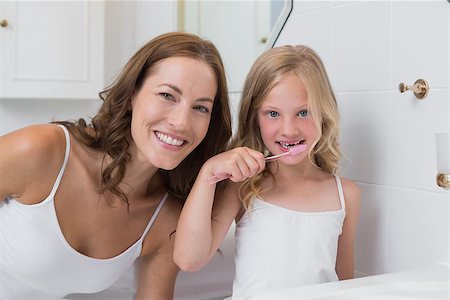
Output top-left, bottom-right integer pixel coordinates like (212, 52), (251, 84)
(276, 0), (449, 277)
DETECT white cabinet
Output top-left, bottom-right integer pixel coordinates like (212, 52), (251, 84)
(0, 1), (104, 99)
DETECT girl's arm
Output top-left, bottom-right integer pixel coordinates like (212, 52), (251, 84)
(174, 147), (265, 272)
(336, 178), (361, 280)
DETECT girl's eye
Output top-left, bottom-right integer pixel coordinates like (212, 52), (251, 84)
(266, 111), (279, 118)
(298, 110), (309, 118)
(159, 92), (174, 101)
(194, 105), (210, 113)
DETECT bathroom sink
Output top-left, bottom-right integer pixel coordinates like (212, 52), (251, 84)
(308, 281), (448, 300)
(251, 263), (449, 300)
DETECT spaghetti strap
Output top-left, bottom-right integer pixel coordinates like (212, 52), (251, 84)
(140, 193), (169, 240)
(334, 175), (346, 210)
(48, 125), (71, 199)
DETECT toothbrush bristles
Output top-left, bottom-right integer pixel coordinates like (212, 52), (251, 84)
(288, 144), (307, 156)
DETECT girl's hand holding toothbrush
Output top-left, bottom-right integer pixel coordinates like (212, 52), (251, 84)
(207, 144), (308, 184)
(204, 147), (266, 185)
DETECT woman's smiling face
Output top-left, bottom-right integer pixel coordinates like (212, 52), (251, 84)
(130, 56), (217, 170)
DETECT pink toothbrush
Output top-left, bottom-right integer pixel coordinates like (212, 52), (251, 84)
(207, 144), (307, 184)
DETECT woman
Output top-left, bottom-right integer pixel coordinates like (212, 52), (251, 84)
(0, 32), (231, 299)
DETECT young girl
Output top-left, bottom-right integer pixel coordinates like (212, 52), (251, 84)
(174, 45), (361, 299)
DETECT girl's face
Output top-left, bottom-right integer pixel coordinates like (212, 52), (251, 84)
(257, 72), (319, 165)
(130, 56), (217, 170)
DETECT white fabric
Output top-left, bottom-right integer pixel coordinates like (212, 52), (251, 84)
(0, 125), (168, 300)
(232, 176), (346, 299)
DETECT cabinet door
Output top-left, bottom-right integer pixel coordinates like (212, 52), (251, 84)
(0, 1), (104, 99)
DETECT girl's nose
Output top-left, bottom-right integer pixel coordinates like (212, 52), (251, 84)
(280, 118), (300, 136)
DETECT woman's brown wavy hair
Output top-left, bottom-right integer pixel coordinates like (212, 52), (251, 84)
(230, 45), (340, 209)
(55, 32), (232, 203)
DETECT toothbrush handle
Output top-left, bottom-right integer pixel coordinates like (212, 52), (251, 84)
(264, 152), (288, 162)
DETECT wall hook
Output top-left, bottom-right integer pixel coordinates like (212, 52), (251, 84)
(398, 79), (429, 99)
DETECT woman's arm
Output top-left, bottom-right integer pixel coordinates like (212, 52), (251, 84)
(336, 178), (361, 280)
(136, 195), (183, 299)
(173, 147), (265, 272)
(135, 244), (179, 300)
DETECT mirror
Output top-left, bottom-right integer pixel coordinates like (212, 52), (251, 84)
(177, 0), (293, 92)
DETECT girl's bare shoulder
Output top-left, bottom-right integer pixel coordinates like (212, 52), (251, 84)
(339, 177), (361, 208)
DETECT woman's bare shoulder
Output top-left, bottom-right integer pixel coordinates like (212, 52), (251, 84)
(140, 193), (183, 256)
(0, 124), (67, 202)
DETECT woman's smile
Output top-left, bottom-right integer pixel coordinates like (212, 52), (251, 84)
(155, 131), (186, 147)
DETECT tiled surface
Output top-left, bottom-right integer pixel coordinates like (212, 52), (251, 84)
(291, 0), (337, 14)
(386, 187), (449, 273)
(330, 1), (391, 92)
(392, 1), (450, 90)
(354, 183), (389, 276)
(228, 92), (242, 134)
(276, 8), (332, 68)
(337, 91), (391, 185)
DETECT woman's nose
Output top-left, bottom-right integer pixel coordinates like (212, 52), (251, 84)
(168, 103), (190, 130)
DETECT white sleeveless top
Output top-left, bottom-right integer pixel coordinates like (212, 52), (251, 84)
(232, 176), (346, 299)
(0, 125), (168, 300)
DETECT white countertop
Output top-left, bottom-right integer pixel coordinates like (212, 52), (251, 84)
(250, 263), (449, 300)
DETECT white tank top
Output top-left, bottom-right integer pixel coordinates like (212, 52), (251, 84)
(0, 125), (168, 300)
(232, 176), (346, 299)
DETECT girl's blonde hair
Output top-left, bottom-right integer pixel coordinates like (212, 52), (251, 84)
(230, 45), (340, 209)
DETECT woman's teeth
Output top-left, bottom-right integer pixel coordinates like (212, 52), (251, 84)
(156, 132), (184, 146)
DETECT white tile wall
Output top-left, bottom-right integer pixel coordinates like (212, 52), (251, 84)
(386, 187), (449, 272)
(354, 183), (389, 276)
(330, 1), (391, 92)
(229, 92), (242, 134)
(276, 7), (332, 65)
(338, 91), (391, 185)
(392, 1), (449, 90)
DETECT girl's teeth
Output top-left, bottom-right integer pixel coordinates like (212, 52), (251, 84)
(156, 132), (184, 146)
(280, 141), (301, 148)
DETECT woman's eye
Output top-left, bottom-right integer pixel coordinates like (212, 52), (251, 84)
(267, 111), (279, 118)
(159, 92), (174, 101)
(298, 110), (309, 118)
(194, 105), (210, 113)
